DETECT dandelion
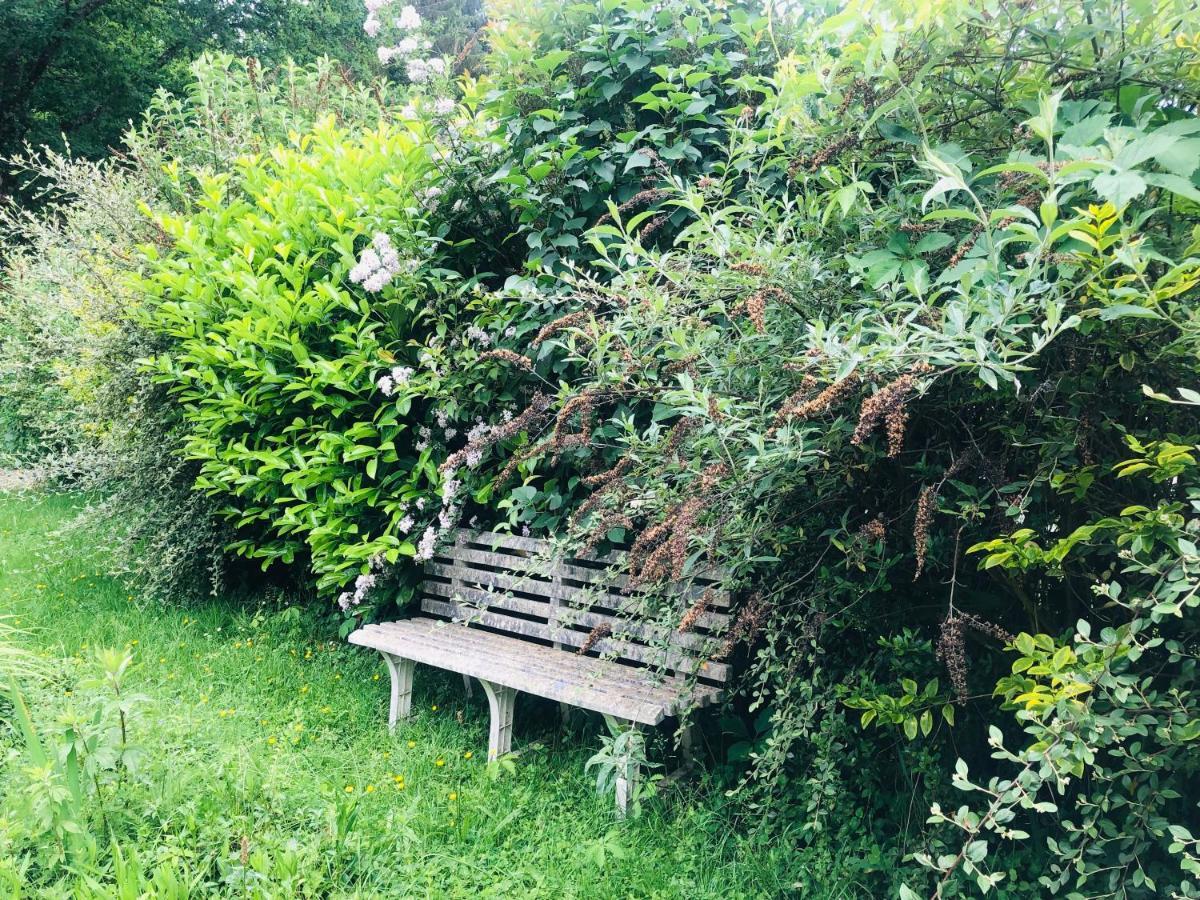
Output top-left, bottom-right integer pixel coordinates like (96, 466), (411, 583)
(407, 740), (416, 748)
(345, 785), (355, 793)
(435, 758), (445, 767)
(463, 751), (473, 759)
(448, 792), (458, 801)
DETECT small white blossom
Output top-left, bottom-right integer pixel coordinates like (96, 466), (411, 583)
(365, 17), (382, 37)
(434, 97), (455, 116)
(397, 36), (419, 54)
(396, 4), (421, 29)
(465, 325), (491, 347)
(415, 526), (438, 561)
(377, 374), (395, 396)
(390, 365), (413, 385)
(398, 514), (415, 533)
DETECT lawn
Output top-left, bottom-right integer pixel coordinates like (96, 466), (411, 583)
(0, 492), (808, 898)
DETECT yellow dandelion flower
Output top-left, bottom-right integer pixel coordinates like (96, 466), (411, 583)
(407, 740), (416, 748)
(373, 673), (381, 681)
(435, 758), (445, 767)
(431, 704), (438, 711)
(463, 751), (473, 760)
(344, 785), (354, 793)
(267, 736), (277, 745)
(448, 792), (458, 802)
(366, 785), (375, 793)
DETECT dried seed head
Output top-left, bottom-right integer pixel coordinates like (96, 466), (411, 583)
(530, 312), (591, 348)
(476, 349), (533, 370)
(771, 374), (859, 432)
(858, 517), (886, 544)
(912, 485), (937, 579)
(677, 590), (712, 633)
(578, 622), (612, 655)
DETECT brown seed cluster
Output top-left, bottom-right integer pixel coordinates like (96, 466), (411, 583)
(571, 456), (634, 533)
(706, 394), (723, 422)
(578, 622), (612, 655)
(677, 590), (712, 633)
(629, 497), (706, 587)
(858, 516), (886, 545)
(936, 613), (1015, 702)
(661, 356), (698, 379)
(715, 593), (768, 660)
(552, 387), (610, 455)
(730, 261), (767, 277)
(699, 462), (730, 490)
(594, 188), (671, 227)
(912, 485), (937, 579)
(476, 349), (533, 370)
(851, 365), (932, 458)
(662, 417), (698, 460)
(530, 311), (591, 349)
(788, 133), (858, 177)
(639, 212), (669, 242)
(772, 374), (860, 433)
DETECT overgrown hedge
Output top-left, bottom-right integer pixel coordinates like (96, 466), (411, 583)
(4, 0), (1200, 895)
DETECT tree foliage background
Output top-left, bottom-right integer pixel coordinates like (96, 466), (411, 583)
(0, 0), (377, 198)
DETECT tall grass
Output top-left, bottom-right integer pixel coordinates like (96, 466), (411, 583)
(0, 493), (843, 897)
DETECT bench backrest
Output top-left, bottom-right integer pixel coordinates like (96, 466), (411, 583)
(421, 529), (731, 687)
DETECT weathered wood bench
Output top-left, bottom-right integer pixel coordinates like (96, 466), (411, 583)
(349, 528), (731, 812)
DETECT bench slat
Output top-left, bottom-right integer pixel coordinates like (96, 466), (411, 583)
(350, 619), (718, 724)
(421, 573), (725, 655)
(434, 545), (731, 611)
(366, 619), (713, 711)
(420, 596), (729, 683)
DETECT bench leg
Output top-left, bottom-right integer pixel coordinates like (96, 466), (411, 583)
(381, 653), (414, 731)
(478, 680), (516, 761)
(462, 673), (474, 699)
(603, 714), (641, 818)
(680, 721), (697, 768)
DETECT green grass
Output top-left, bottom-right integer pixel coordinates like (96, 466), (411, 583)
(0, 493), (811, 898)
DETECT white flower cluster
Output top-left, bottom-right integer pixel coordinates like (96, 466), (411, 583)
(350, 232), (405, 292)
(365, 0), (420, 38)
(376, 365), (413, 397)
(464, 325), (491, 347)
(365, 0), (448, 82)
(414, 475), (464, 562)
(337, 568), (376, 611)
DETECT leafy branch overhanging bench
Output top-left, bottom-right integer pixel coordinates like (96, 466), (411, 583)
(349, 529), (731, 812)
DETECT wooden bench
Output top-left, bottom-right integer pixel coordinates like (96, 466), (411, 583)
(348, 528), (731, 812)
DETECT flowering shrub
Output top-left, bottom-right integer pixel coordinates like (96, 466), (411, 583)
(6, 0), (1200, 893)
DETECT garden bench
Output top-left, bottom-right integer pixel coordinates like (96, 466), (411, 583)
(349, 528), (731, 812)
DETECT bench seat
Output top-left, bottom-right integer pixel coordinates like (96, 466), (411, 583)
(350, 617), (721, 725)
(347, 528), (732, 813)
